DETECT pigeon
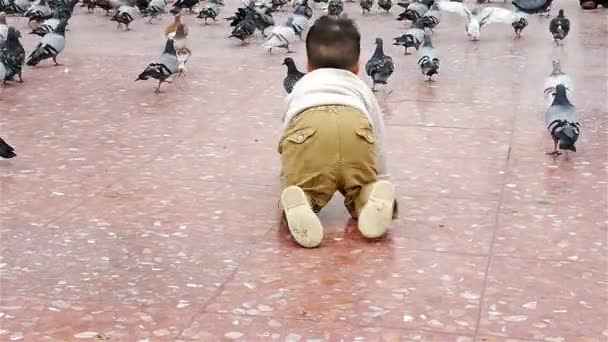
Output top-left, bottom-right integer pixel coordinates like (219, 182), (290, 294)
(24, 0), (53, 27)
(141, 0), (167, 23)
(0, 27), (25, 82)
(282, 57), (305, 93)
(326, 0), (343, 16)
(293, 0), (312, 18)
(0, 12), (7, 45)
(290, 13), (309, 39)
(26, 19), (68, 66)
(393, 18), (424, 54)
(545, 84), (580, 155)
(360, 0), (372, 14)
(135, 38), (178, 93)
(421, 3), (440, 30)
(543, 59), (573, 109)
(437, 1), (528, 40)
(134, 0), (149, 11)
(111, 4), (138, 30)
(271, 0), (288, 11)
(172, 23), (190, 76)
(29, 5), (72, 37)
(197, 0), (224, 24)
(511, 16), (528, 38)
(91, 0), (116, 15)
(165, 13), (188, 38)
(1, 0), (30, 14)
(228, 9), (256, 44)
(417, 33), (439, 81)
(549, 9), (569, 45)
(511, 0), (553, 14)
(170, 0), (198, 14)
(378, 0), (392, 12)
(0, 137), (16, 158)
(365, 37), (394, 92)
(397, 0), (427, 23)
(0, 59), (5, 85)
(264, 16), (298, 53)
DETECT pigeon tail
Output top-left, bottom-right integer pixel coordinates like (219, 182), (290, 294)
(557, 125), (578, 152)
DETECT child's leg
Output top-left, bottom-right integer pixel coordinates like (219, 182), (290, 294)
(332, 107), (396, 238)
(279, 107), (341, 247)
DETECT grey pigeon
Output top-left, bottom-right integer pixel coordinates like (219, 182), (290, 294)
(135, 38), (178, 93)
(545, 84), (580, 155)
(378, 0), (392, 12)
(0, 137), (16, 158)
(393, 18), (424, 54)
(360, 0), (372, 14)
(543, 59), (573, 109)
(282, 57), (305, 93)
(197, 0), (224, 24)
(365, 37), (394, 92)
(417, 33), (439, 81)
(549, 9), (569, 45)
(0, 27), (25, 82)
(141, 0), (166, 23)
(111, 4), (138, 30)
(512, 16), (528, 38)
(397, 1), (427, 22)
(327, 0), (343, 16)
(421, 3), (440, 30)
(294, 0), (312, 19)
(512, 0), (553, 14)
(26, 19), (67, 66)
(0, 12), (7, 44)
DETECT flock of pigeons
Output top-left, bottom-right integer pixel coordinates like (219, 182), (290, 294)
(0, 0), (582, 158)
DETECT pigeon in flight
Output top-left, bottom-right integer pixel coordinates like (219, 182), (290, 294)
(365, 37), (394, 92)
(0, 27), (25, 82)
(282, 57), (305, 93)
(135, 38), (178, 93)
(393, 18), (425, 54)
(0, 137), (16, 159)
(417, 33), (439, 82)
(197, 0), (224, 24)
(26, 19), (67, 66)
(543, 59), (573, 109)
(437, 1), (528, 41)
(545, 84), (580, 156)
(549, 9), (569, 45)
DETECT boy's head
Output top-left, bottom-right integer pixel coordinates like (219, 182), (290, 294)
(305, 15), (361, 74)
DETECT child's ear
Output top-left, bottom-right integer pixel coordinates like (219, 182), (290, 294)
(307, 61), (314, 72)
(351, 61), (360, 75)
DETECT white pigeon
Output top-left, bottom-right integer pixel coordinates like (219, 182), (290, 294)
(543, 60), (574, 109)
(263, 17), (298, 53)
(0, 12), (8, 44)
(436, 1), (528, 41)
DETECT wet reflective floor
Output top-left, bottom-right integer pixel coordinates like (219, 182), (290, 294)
(1, 0), (607, 340)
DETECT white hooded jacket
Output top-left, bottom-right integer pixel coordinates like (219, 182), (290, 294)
(283, 68), (389, 179)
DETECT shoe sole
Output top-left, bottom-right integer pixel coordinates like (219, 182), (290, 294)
(358, 180), (395, 239)
(281, 186), (324, 248)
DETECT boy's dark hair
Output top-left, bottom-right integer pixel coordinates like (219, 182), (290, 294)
(305, 16), (361, 70)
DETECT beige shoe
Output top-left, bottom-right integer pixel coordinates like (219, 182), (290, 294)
(358, 180), (395, 239)
(281, 186), (324, 248)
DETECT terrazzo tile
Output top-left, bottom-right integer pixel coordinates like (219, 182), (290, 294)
(204, 244), (487, 335)
(493, 194), (608, 263)
(478, 257), (608, 341)
(177, 313), (475, 341)
(0, 296), (194, 341)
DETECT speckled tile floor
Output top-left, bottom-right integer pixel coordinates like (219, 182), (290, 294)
(1, 0), (607, 341)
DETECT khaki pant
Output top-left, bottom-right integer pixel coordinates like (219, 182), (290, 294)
(279, 105), (378, 218)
